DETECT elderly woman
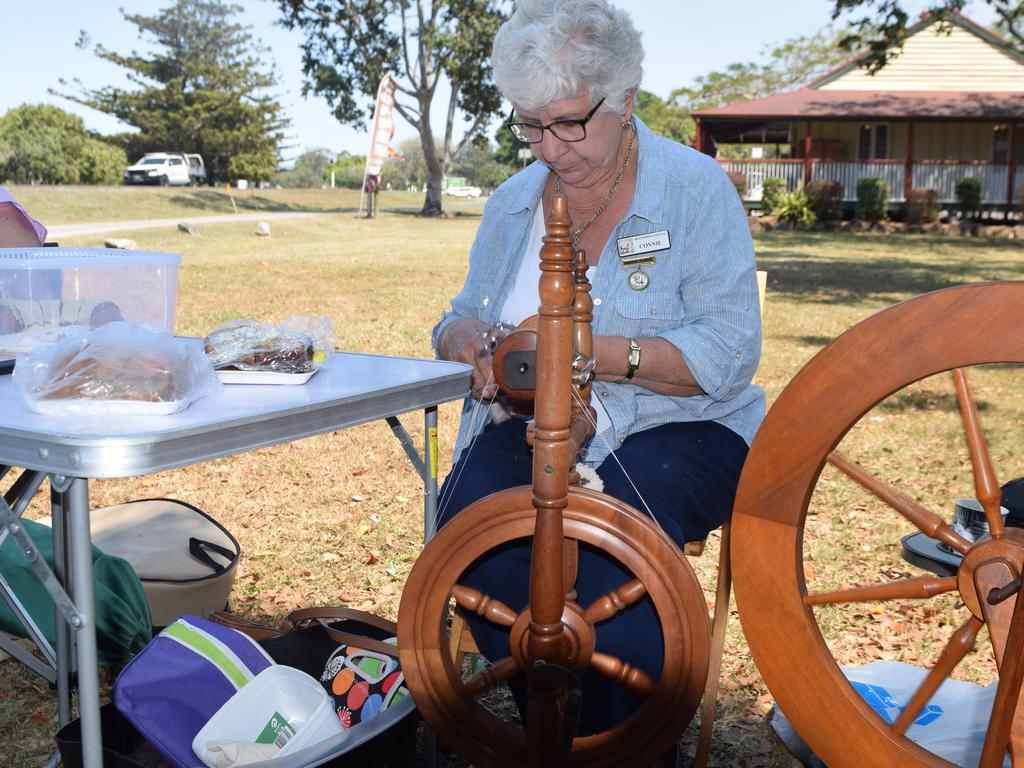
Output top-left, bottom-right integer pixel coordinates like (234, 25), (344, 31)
(432, 0), (764, 740)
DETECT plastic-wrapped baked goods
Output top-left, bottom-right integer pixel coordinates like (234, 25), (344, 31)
(38, 346), (177, 402)
(12, 321), (222, 416)
(203, 317), (335, 374)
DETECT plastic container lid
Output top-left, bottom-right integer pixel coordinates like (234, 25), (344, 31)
(0, 247), (180, 269)
(193, 666), (344, 767)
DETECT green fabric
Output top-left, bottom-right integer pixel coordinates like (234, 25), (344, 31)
(0, 518), (152, 666)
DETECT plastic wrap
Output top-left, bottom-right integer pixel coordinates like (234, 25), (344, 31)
(12, 321), (222, 416)
(203, 316), (335, 374)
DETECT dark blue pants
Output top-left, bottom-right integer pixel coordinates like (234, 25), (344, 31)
(436, 418), (748, 734)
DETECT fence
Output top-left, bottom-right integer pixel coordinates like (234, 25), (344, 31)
(911, 163), (1010, 205)
(720, 159), (1018, 206)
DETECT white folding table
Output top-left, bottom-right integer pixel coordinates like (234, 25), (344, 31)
(0, 348), (470, 767)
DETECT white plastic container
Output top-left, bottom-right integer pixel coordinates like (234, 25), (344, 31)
(193, 665), (344, 767)
(0, 247), (180, 355)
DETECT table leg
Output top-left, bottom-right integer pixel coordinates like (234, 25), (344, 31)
(51, 485), (73, 727)
(66, 478), (103, 768)
(423, 405), (439, 542)
(421, 406), (440, 768)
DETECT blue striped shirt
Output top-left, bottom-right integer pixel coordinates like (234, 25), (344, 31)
(433, 116), (765, 466)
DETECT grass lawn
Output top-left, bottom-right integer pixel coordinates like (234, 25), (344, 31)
(7, 184), (447, 225)
(1, 187), (1022, 766)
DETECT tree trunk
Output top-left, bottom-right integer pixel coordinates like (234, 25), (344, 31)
(422, 157), (445, 216)
(419, 110), (446, 216)
(420, 135), (446, 216)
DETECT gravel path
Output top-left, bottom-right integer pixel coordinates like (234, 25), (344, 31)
(47, 210), (328, 238)
(47, 200), (484, 238)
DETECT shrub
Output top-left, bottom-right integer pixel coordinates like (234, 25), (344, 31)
(726, 170), (748, 199)
(955, 177), (982, 221)
(775, 188), (817, 229)
(80, 139), (128, 185)
(906, 188), (940, 225)
(806, 179), (844, 222)
(856, 176), (889, 222)
(761, 177), (786, 214)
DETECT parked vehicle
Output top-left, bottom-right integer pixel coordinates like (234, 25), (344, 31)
(444, 185), (483, 198)
(184, 154), (206, 186)
(123, 153), (199, 186)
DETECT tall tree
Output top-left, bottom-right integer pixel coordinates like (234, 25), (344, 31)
(634, 90), (693, 145)
(382, 137), (427, 190)
(671, 27), (854, 113)
(276, 148), (335, 188)
(832, 1), (1022, 71)
(55, 0), (288, 184)
(450, 135), (514, 190)
(325, 151), (369, 189)
(276, 0), (510, 216)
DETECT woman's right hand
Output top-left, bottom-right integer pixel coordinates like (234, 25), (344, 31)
(439, 319), (500, 400)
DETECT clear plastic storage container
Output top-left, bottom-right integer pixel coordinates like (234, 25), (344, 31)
(0, 247), (180, 355)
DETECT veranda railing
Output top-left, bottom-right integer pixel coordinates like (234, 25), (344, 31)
(719, 159), (1018, 206)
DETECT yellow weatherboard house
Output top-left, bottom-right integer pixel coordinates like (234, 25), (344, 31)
(693, 13), (1024, 210)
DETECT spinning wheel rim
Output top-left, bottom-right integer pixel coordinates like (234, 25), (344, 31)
(399, 485), (710, 768)
(733, 281), (1024, 768)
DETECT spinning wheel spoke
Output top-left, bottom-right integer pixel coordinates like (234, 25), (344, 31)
(463, 656), (520, 697)
(827, 451), (973, 555)
(804, 574), (957, 606)
(891, 616), (982, 737)
(590, 651), (656, 695)
(582, 578), (646, 624)
(952, 368), (1005, 538)
(452, 584), (517, 628)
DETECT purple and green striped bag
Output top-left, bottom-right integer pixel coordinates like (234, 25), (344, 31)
(113, 615), (274, 768)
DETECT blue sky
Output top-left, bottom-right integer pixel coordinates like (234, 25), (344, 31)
(2, 0), (998, 164)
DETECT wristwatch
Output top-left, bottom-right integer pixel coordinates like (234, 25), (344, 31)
(624, 338), (641, 380)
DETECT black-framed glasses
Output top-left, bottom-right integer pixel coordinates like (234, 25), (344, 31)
(505, 97), (606, 144)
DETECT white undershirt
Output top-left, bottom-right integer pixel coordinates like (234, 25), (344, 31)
(497, 205), (612, 441)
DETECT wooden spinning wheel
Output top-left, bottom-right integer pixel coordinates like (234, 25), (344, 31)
(732, 281), (1024, 767)
(398, 195), (709, 767)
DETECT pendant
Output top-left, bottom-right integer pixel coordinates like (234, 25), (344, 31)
(627, 266), (650, 291)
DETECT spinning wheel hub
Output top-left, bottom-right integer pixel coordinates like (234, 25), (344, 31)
(956, 528), (1024, 619)
(508, 601), (596, 675)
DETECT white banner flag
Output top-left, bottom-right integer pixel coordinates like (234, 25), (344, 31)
(365, 74), (399, 177)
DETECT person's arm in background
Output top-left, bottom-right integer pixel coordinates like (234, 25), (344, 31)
(0, 186), (46, 247)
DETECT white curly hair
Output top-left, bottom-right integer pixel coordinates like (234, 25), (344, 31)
(492, 0), (644, 115)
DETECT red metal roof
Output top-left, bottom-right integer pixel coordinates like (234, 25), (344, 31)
(693, 89), (1024, 121)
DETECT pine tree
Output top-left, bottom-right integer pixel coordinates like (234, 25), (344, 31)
(56, 0), (288, 184)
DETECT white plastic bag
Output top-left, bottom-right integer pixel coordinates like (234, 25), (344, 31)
(13, 321), (222, 416)
(772, 660), (1008, 767)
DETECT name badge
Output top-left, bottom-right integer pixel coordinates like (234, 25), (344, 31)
(616, 230), (671, 261)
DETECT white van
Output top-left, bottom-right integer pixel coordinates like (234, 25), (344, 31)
(123, 153), (192, 186)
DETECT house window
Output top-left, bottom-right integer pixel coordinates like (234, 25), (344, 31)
(858, 124), (889, 160)
(993, 125), (1009, 164)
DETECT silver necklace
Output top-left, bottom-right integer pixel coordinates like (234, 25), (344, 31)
(554, 121), (636, 242)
